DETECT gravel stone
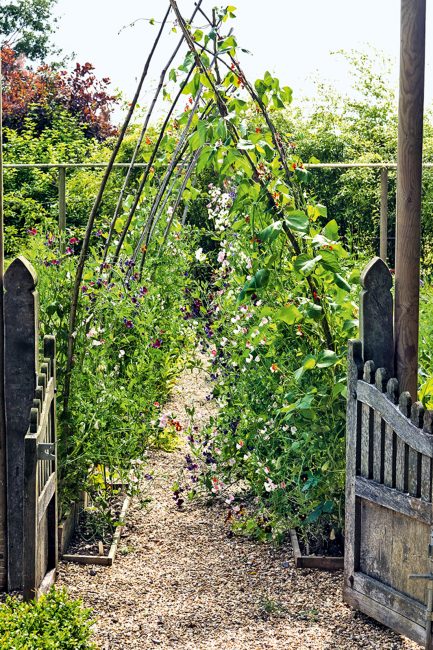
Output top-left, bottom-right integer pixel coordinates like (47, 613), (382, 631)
(58, 359), (420, 649)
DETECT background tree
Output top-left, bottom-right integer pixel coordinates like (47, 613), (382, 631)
(1, 46), (118, 139)
(0, 0), (59, 60)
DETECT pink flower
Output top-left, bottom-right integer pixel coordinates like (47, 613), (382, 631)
(211, 349), (217, 357)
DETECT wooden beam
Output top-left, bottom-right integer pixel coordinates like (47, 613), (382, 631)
(394, 0), (426, 399)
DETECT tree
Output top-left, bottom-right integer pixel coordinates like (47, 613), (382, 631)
(0, 0), (58, 60)
(1, 46), (118, 140)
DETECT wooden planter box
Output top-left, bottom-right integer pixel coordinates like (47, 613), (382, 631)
(61, 495), (130, 567)
(290, 529), (344, 571)
(58, 502), (79, 557)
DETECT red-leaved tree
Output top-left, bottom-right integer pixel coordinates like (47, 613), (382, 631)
(1, 46), (118, 140)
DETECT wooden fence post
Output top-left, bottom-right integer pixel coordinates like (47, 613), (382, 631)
(58, 166), (66, 233)
(359, 256), (394, 376)
(4, 256), (39, 590)
(394, 0), (426, 399)
(380, 168), (388, 262)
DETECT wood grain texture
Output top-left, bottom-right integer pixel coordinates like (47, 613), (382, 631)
(355, 476), (431, 525)
(344, 340), (363, 591)
(394, 0), (426, 400)
(360, 257), (394, 375)
(4, 256), (39, 591)
(357, 381), (433, 457)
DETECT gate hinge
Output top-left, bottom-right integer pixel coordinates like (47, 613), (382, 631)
(37, 443), (55, 461)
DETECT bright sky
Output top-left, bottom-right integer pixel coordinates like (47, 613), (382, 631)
(52, 1), (433, 122)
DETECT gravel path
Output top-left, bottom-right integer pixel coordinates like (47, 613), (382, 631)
(59, 360), (419, 649)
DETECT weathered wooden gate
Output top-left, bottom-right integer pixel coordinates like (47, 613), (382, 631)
(345, 257), (433, 648)
(23, 335), (58, 600)
(3, 256), (58, 598)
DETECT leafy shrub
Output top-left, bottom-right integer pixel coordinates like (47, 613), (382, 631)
(23, 215), (198, 512)
(0, 589), (96, 649)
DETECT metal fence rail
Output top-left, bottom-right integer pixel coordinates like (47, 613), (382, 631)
(7, 160), (433, 261)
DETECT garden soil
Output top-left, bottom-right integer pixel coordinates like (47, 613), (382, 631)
(59, 359), (419, 650)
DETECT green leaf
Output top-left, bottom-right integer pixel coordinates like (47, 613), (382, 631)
(294, 254), (321, 276)
(306, 303), (323, 320)
(169, 69), (177, 82)
(257, 221), (283, 244)
(252, 269), (270, 288)
(275, 304), (302, 325)
(294, 167), (310, 183)
(334, 273), (351, 292)
(319, 249), (340, 272)
(294, 366), (305, 382)
(238, 269), (271, 302)
(237, 138), (255, 150)
(322, 219), (339, 240)
(303, 355), (317, 370)
(284, 210), (309, 233)
(216, 118), (228, 140)
(317, 350), (338, 368)
(343, 319), (359, 331)
(316, 204), (328, 218)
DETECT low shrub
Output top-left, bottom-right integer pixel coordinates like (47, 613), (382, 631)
(0, 589), (96, 649)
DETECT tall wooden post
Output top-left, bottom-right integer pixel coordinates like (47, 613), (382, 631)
(394, 0), (426, 399)
(58, 166), (66, 233)
(379, 168), (388, 262)
(0, 49), (6, 590)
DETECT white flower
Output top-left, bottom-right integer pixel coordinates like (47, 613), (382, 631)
(195, 247), (207, 262)
(119, 349), (125, 358)
(217, 250), (226, 263)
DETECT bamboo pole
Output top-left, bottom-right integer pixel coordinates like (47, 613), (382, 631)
(394, 0), (426, 399)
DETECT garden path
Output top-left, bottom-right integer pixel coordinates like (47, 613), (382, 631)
(59, 360), (418, 650)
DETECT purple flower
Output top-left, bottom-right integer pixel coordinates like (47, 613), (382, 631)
(151, 339), (162, 349)
(123, 318), (134, 329)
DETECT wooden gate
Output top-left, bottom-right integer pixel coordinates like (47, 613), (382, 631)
(345, 257), (433, 648)
(3, 256), (58, 598)
(23, 335), (58, 600)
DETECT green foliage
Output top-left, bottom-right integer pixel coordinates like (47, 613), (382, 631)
(278, 49), (398, 257)
(3, 109), (113, 254)
(147, 13), (362, 539)
(0, 0), (59, 60)
(0, 589), (96, 649)
(23, 215), (198, 511)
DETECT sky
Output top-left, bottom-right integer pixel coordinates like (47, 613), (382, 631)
(51, 1), (432, 123)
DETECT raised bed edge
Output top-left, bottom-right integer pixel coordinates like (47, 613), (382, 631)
(289, 529), (344, 571)
(62, 495), (131, 566)
(58, 502), (79, 556)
